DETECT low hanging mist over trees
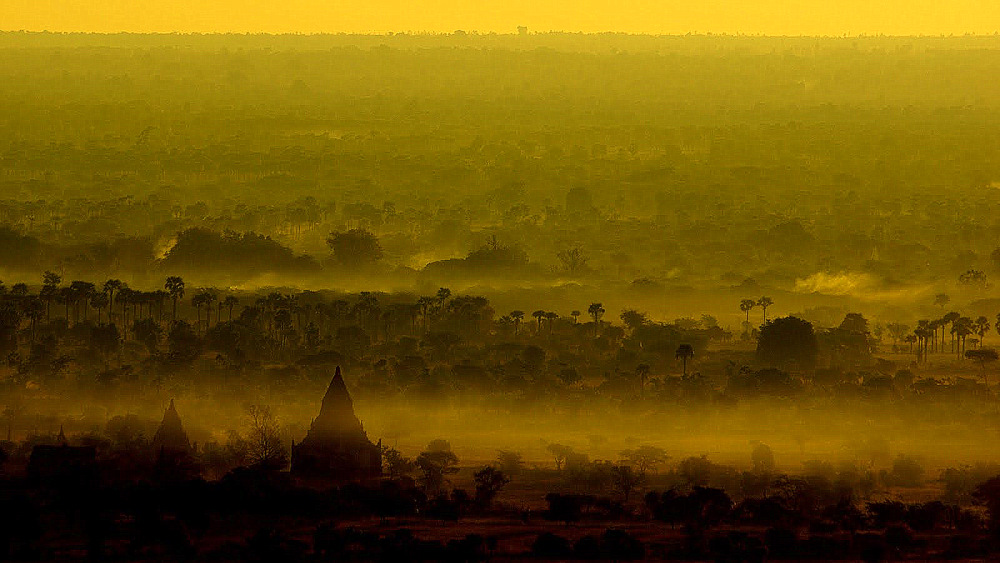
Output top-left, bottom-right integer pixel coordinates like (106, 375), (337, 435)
(3, 30), (1000, 561)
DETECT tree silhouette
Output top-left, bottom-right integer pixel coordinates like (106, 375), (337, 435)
(546, 443), (574, 471)
(90, 292), (109, 325)
(611, 464), (642, 502)
(222, 295), (239, 322)
(525, 309), (544, 335)
(975, 316), (991, 348)
(739, 299), (756, 326)
(326, 229), (383, 266)
(886, 322), (909, 347)
(58, 286), (74, 324)
(40, 271), (61, 321)
(473, 466), (510, 509)
(620, 445), (669, 476)
(69, 281), (95, 322)
(756, 316), (818, 368)
(203, 290), (219, 328)
(915, 321), (932, 361)
(620, 309), (648, 331)
(757, 296), (774, 323)
(165, 276), (185, 323)
(381, 446), (416, 479)
(192, 292), (207, 334)
(9, 283), (27, 298)
(133, 318), (162, 354)
(944, 311), (961, 353)
(953, 317), (974, 357)
(966, 349), (998, 390)
(544, 311), (559, 335)
(245, 404), (288, 471)
(510, 310), (524, 337)
(959, 269), (988, 289)
(588, 302), (605, 336)
(556, 246), (589, 276)
(436, 287), (452, 304)
(23, 297), (43, 342)
(103, 279), (122, 323)
(675, 344), (694, 376)
(417, 296), (435, 333)
(416, 449), (460, 495)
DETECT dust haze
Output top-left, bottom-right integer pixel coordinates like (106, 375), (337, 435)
(2, 30), (1000, 560)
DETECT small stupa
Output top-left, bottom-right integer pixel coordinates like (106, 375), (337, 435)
(291, 367), (382, 481)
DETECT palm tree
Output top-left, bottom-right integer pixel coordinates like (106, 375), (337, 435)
(205, 297), (216, 329)
(954, 317), (974, 358)
(153, 290), (169, 322)
(40, 271), (61, 321)
(69, 281), (95, 322)
(118, 287), (132, 333)
(436, 287), (451, 304)
(417, 296), (435, 333)
(204, 291), (218, 327)
(91, 292), (109, 325)
(757, 296), (773, 324)
(944, 311), (961, 353)
(588, 302), (605, 336)
(928, 319), (941, 354)
(58, 286), (74, 324)
(675, 344), (694, 376)
(739, 299), (756, 325)
(915, 324), (931, 361)
(192, 292), (206, 334)
(223, 295), (239, 322)
(532, 310), (546, 333)
(975, 316), (991, 348)
(103, 279), (123, 323)
(545, 311), (559, 335)
(165, 276), (185, 323)
(571, 310), (581, 324)
(9, 283), (28, 299)
(23, 298), (43, 342)
(510, 310), (524, 337)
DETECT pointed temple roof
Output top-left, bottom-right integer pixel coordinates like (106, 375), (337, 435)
(300, 366), (369, 445)
(152, 399), (191, 453)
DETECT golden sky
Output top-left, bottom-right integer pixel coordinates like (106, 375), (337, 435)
(1, 0), (998, 36)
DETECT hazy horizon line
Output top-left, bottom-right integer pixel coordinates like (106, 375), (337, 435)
(3, 29), (1000, 40)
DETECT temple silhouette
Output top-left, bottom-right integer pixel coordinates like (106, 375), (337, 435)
(152, 399), (192, 455)
(291, 366), (382, 482)
(151, 399), (199, 481)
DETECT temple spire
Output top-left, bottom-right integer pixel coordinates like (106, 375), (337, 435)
(152, 398), (191, 453)
(291, 366), (382, 480)
(301, 366), (367, 444)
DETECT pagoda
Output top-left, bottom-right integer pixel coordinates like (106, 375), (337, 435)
(291, 367), (382, 481)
